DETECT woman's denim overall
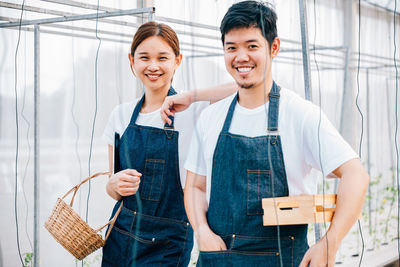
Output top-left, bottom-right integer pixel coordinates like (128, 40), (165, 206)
(102, 87), (193, 267)
(197, 82), (309, 267)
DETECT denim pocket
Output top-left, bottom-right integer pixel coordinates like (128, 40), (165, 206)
(247, 169), (271, 215)
(102, 225), (131, 267)
(230, 235), (293, 267)
(141, 159), (165, 201)
(198, 249), (279, 267)
(198, 251), (231, 267)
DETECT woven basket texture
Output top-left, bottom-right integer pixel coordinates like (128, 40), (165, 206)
(45, 198), (105, 260)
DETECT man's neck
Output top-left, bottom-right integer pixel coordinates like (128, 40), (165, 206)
(237, 79), (273, 109)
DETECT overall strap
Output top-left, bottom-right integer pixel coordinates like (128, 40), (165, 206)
(129, 86), (178, 127)
(221, 93), (239, 133)
(164, 86), (177, 130)
(267, 81), (280, 132)
(129, 94), (145, 125)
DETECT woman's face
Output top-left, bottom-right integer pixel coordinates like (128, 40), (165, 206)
(130, 36), (182, 93)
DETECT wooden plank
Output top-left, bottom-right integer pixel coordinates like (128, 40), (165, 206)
(262, 194), (337, 225)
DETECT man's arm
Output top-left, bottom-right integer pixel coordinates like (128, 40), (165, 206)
(299, 158), (369, 267)
(161, 82), (237, 124)
(184, 170), (227, 251)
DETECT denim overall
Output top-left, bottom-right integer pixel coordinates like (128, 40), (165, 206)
(102, 87), (193, 267)
(198, 82), (308, 267)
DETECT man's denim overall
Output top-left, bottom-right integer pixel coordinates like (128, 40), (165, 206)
(198, 82), (309, 267)
(102, 87), (193, 267)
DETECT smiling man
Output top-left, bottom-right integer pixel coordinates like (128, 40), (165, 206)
(183, 1), (369, 267)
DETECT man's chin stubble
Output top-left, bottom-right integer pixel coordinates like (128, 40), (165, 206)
(238, 83), (254, 89)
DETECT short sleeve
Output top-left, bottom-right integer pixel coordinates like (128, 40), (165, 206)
(102, 106), (118, 146)
(184, 114), (207, 176)
(302, 106), (358, 176)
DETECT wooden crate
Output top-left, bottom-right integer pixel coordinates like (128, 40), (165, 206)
(262, 194), (336, 226)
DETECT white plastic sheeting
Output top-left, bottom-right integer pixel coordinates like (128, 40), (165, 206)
(0, 0), (399, 266)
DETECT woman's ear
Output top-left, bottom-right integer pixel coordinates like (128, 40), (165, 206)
(128, 53), (136, 77)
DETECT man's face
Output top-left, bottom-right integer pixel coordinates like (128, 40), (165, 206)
(223, 27), (277, 90)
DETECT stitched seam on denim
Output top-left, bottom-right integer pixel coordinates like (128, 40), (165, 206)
(129, 124), (179, 134)
(229, 235), (235, 250)
(276, 138), (289, 196)
(142, 159), (165, 201)
(113, 226), (170, 245)
(231, 235), (292, 241)
(200, 251), (277, 256)
(247, 170), (270, 216)
(176, 223), (189, 266)
(173, 132), (185, 197)
(209, 134), (224, 217)
(224, 133), (279, 140)
(291, 235), (294, 267)
(122, 208), (189, 226)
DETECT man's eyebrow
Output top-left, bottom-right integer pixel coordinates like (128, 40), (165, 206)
(245, 39), (259, 43)
(225, 39), (260, 45)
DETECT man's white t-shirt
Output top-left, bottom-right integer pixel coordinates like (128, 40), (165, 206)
(184, 88), (358, 202)
(103, 98), (208, 188)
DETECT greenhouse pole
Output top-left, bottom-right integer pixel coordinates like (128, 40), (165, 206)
(298, 0), (312, 101)
(366, 69), (372, 239)
(339, 0), (355, 145)
(298, 0), (320, 241)
(33, 24), (40, 267)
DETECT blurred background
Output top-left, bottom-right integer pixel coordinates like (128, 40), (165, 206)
(0, 0), (399, 266)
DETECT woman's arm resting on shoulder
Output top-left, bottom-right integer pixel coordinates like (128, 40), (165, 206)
(184, 170), (227, 251)
(161, 82), (238, 125)
(106, 145), (142, 201)
(299, 158), (369, 267)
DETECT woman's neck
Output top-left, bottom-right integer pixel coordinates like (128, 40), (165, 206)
(141, 85), (170, 113)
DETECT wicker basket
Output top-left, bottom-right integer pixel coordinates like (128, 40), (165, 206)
(45, 172), (123, 260)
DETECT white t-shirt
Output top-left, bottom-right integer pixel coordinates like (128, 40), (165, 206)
(103, 97), (208, 188)
(184, 88), (358, 202)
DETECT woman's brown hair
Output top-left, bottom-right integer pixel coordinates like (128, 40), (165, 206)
(130, 21), (180, 57)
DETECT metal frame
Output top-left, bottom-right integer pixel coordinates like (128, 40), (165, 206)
(0, 1), (399, 266)
(1, 6), (155, 267)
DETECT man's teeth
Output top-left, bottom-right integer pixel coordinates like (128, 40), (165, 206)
(237, 67), (252, 72)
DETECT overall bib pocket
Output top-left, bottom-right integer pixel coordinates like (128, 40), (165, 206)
(141, 159), (165, 201)
(247, 169), (271, 215)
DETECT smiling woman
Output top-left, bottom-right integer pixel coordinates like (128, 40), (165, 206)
(100, 22), (202, 267)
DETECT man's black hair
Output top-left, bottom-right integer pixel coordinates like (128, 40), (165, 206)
(220, 1), (277, 48)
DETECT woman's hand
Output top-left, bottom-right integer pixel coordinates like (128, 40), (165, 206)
(196, 224), (227, 252)
(107, 169), (142, 198)
(160, 91), (193, 125)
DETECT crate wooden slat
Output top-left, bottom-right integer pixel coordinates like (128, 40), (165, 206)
(262, 194), (336, 226)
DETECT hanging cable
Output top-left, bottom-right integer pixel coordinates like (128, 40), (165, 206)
(311, 0), (330, 265)
(257, 3), (283, 266)
(70, 21), (83, 267)
(14, 0), (26, 265)
(355, 1), (366, 266)
(392, 0), (400, 261)
(14, 0), (25, 265)
(86, 0), (102, 223)
(21, 20), (33, 252)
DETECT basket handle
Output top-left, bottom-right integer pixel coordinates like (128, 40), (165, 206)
(62, 171), (111, 207)
(96, 200), (124, 241)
